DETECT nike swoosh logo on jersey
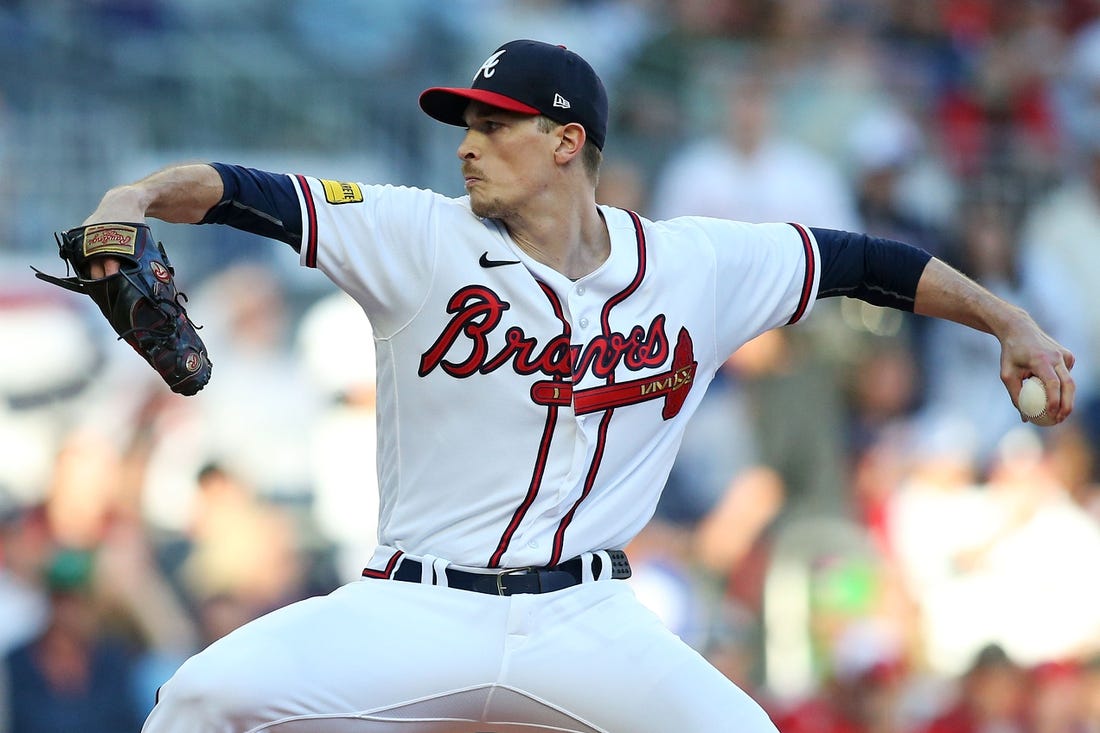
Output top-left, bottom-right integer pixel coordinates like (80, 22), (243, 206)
(479, 252), (522, 268)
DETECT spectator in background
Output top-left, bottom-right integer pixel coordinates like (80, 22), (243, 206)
(721, 329), (851, 599)
(885, 414), (986, 676)
(0, 549), (145, 733)
(767, 2), (902, 169)
(847, 104), (945, 259)
(843, 339), (923, 547)
(180, 463), (307, 620)
(611, 0), (768, 177)
(771, 619), (908, 733)
(891, 423), (1100, 676)
(21, 424), (201, 721)
(651, 59), (860, 229)
(969, 429), (1100, 668)
(1026, 661), (1086, 733)
(933, 0), (1063, 187)
(917, 643), (1027, 733)
(1059, 16), (1100, 161)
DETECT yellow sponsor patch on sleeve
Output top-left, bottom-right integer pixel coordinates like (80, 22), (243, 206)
(83, 224), (138, 257)
(321, 179), (364, 205)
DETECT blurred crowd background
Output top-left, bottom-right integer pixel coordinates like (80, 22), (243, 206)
(4, 0), (1100, 731)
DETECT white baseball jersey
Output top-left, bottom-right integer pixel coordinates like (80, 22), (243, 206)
(142, 171), (821, 733)
(289, 176), (820, 572)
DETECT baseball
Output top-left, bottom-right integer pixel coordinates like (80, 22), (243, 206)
(1018, 376), (1054, 425)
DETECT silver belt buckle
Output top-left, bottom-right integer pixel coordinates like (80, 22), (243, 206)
(495, 566), (536, 595)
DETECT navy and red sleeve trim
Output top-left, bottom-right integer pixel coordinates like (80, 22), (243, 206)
(200, 162), (305, 251)
(811, 227), (932, 312)
(787, 223), (816, 325)
(294, 174), (319, 268)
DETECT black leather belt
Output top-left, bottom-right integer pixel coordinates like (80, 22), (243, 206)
(390, 550), (631, 596)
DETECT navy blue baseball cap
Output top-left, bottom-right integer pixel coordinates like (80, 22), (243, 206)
(420, 39), (608, 150)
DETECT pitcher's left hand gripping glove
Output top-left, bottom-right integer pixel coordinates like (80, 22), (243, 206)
(33, 223), (212, 395)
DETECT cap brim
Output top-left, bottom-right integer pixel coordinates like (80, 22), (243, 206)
(419, 87), (541, 127)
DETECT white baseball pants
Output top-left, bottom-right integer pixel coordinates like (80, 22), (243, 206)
(141, 576), (778, 732)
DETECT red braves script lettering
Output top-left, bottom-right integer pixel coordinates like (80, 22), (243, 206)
(419, 286), (670, 383)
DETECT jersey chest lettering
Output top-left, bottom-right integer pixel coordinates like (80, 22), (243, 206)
(417, 284), (672, 386)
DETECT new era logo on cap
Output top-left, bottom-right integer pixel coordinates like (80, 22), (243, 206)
(419, 39), (608, 150)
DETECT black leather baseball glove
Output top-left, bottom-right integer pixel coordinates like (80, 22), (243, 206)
(33, 222), (212, 395)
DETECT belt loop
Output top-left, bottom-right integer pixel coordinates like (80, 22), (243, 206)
(431, 557), (450, 588)
(420, 554), (439, 585)
(579, 552), (596, 583)
(580, 550), (598, 581)
(594, 550), (612, 581)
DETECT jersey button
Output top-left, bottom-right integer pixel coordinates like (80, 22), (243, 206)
(576, 285), (586, 295)
(579, 317), (590, 329)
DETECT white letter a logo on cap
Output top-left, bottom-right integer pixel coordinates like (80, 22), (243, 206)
(553, 93), (571, 109)
(475, 50), (507, 80)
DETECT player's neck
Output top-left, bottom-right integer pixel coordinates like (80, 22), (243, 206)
(505, 203), (609, 280)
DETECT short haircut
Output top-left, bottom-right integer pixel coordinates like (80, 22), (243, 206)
(536, 116), (602, 184)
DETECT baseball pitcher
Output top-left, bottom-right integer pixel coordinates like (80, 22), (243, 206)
(43, 39), (1074, 733)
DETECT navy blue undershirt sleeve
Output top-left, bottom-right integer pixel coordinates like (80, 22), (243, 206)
(810, 227), (932, 312)
(199, 162), (304, 251)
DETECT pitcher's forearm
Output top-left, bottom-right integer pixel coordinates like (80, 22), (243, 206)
(83, 163), (223, 225)
(912, 257), (1037, 338)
